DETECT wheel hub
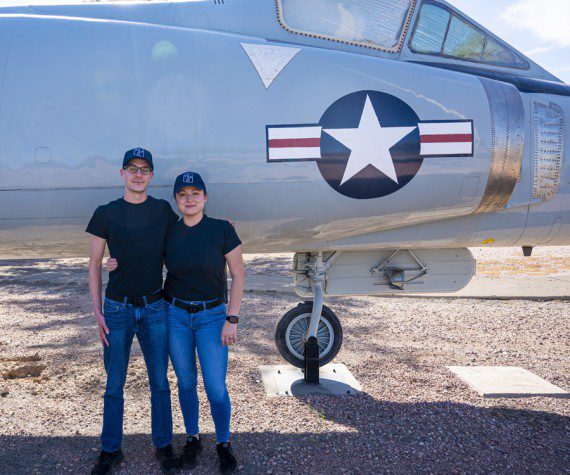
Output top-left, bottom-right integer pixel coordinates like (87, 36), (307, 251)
(285, 313), (334, 360)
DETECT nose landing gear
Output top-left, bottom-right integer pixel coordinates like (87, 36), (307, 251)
(274, 252), (343, 384)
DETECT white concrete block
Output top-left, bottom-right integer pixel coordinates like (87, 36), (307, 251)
(259, 364), (362, 397)
(447, 366), (568, 398)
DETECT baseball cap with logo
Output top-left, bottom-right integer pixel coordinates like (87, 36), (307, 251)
(173, 172), (207, 195)
(123, 148), (154, 169)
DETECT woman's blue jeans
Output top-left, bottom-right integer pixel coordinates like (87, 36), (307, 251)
(167, 300), (231, 443)
(101, 296), (172, 452)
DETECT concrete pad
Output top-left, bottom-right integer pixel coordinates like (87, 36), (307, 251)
(426, 274), (570, 300)
(259, 364), (362, 397)
(447, 366), (569, 398)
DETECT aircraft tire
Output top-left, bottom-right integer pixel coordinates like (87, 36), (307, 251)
(275, 302), (343, 368)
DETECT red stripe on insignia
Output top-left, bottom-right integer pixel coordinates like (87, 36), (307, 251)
(268, 138), (321, 148)
(420, 134), (472, 143)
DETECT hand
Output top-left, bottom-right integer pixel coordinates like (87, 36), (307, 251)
(95, 311), (110, 347)
(221, 321), (237, 346)
(106, 257), (118, 272)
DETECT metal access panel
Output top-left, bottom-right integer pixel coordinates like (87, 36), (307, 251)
(294, 248), (475, 297)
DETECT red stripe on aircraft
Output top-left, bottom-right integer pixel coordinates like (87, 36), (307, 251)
(420, 134), (473, 143)
(268, 138), (321, 148)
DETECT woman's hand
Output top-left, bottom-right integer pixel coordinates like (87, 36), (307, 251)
(106, 257), (118, 272)
(221, 321), (237, 346)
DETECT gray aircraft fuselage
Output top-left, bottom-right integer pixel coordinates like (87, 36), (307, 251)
(0, 0), (568, 258)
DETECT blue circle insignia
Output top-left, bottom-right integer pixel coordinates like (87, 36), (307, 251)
(317, 90), (422, 200)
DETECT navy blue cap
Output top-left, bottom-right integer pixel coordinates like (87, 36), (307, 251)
(174, 171), (207, 195)
(123, 148), (153, 169)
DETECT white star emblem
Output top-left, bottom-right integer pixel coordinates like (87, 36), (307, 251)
(323, 95), (416, 186)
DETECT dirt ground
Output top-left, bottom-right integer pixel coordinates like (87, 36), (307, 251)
(0, 248), (568, 474)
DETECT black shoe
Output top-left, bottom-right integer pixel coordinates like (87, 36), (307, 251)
(155, 444), (180, 474)
(216, 442), (237, 474)
(180, 436), (202, 469)
(91, 449), (124, 475)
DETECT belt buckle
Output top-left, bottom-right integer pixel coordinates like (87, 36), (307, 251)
(133, 296), (145, 307)
(187, 304), (201, 314)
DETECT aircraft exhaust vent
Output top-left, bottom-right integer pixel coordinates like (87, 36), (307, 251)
(532, 101), (564, 202)
(475, 78), (525, 213)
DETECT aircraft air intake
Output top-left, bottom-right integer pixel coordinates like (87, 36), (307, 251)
(475, 78), (525, 214)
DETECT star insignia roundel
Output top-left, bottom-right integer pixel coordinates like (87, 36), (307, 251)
(266, 90), (474, 200)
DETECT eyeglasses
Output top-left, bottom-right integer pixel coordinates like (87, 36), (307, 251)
(123, 165), (152, 175)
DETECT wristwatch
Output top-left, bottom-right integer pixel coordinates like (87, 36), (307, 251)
(226, 315), (239, 324)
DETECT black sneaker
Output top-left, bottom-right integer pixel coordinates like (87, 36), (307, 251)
(91, 449), (124, 475)
(180, 436), (202, 469)
(216, 442), (237, 474)
(155, 444), (180, 474)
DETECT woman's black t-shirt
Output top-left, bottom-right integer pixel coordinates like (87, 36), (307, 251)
(164, 215), (242, 301)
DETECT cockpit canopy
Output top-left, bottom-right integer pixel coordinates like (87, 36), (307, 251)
(277, 0), (529, 70)
(278, 0), (414, 52)
(409, 1), (529, 69)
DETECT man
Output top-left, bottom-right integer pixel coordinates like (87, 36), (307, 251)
(87, 148), (179, 474)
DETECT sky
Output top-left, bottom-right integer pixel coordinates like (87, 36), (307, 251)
(0, 0), (567, 82)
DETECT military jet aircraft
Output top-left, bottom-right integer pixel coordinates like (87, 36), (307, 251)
(0, 0), (567, 371)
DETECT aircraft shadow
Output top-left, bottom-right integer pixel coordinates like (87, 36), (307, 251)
(1, 397), (568, 474)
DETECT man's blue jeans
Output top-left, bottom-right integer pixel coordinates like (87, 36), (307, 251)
(101, 296), (172, 452)
(167, 300), (231, 443)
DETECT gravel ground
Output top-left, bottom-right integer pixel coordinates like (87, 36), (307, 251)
(0, 248), (569, 474)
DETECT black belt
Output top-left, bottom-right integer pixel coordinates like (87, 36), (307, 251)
(164, 294), (224, 314)
(105, 290), (164, 307)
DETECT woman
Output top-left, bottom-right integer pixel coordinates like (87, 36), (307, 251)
(108, 171), (244, 474)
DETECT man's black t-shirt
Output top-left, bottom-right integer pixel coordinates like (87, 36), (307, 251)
(86, 196), (178, 296)
(164, 215), (242, 301)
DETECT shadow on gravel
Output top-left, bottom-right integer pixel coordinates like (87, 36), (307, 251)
(0, 259), (87, 279)
(298, 393), (569, 474)
(1, 397), (568, 474)
(8, 296), (94, 352)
